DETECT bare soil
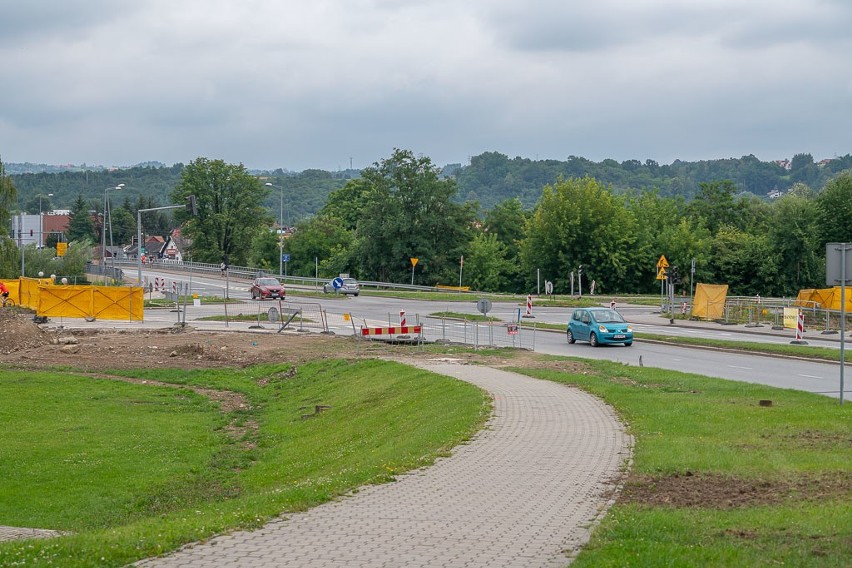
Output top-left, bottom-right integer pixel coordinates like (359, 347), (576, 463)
(2, 309), (847, 510)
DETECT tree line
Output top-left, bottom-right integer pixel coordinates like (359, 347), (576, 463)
(274, 151), (851, 297)
(3, 151), (851, 296)
(9, 151), (851, 221)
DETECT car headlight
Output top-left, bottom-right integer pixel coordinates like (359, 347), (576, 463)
(598, 325), (608, 333)
(627, 325), (633, 332)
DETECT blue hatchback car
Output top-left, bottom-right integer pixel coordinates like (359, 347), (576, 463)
(567, 307), (633, 347)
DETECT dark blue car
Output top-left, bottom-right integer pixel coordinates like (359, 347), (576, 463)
(567, 307), (633, 347)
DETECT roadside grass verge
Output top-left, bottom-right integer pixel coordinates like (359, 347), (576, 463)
(429, 311), (501, 322)
(516, 359), (851, 567)
(144, 296), (241, 307)
(0, 360), (489, 567)
(522, 319), (852, 363)
(357, 290), (610, 307)
(194, 313), (315, 323)
(634, 332), (852, 363)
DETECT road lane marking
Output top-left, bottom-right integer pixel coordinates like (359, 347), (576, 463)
(799, 374), (823, 379)
(727, 365), (752, 370)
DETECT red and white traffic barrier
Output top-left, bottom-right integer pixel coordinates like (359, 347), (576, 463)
(522, 294), (535, 318)
(399, 309), (406, 327)
(361, 325), (422, 336)
(790, 310), (808, 345)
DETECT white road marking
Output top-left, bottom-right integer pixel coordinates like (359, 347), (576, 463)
(799, 374), (823, 379)
(727, 365), (752, 370)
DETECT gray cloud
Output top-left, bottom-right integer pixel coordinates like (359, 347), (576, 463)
(0, 0), (850, 171)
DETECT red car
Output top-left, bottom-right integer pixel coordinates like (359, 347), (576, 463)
(250, 277), (285, 300)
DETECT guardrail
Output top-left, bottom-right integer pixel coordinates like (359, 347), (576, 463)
(111, 258), (471, 293)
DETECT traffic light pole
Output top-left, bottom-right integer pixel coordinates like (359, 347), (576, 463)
(136, 204), (186, 286)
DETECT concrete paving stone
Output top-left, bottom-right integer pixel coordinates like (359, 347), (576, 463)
(135, 363), (631, 567)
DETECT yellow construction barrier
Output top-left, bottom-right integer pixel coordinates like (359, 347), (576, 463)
(795, 287), (852, 310)
(6, 277), (144, 321)
(692, 283), (728, 320)
(435, 284), (471, 292)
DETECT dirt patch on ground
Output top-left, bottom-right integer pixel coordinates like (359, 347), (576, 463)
(621, 471), (852, 509)
(0, 309), (554, 372)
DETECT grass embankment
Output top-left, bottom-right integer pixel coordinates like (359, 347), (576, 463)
(0, 360), (489, 567)
(517, 359), (851, 567)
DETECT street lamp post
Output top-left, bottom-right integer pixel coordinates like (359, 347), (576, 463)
(265, 182), (284, 276)
(102, 184), (124, 271)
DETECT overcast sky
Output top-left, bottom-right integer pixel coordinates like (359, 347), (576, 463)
(1, 0), (850, 171)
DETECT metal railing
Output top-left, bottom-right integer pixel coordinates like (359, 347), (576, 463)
(112, 258), (471, 293)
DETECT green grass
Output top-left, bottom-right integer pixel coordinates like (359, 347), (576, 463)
(429, 311), (502, 322)
(194, 313), (315, 323)
(515, 360), (851, 567)
(144, 296), (241, 307)
(357, 289), (610, 306)
(525, 319), (852, 363)
(0, 360), (489, 567)
(636, 332), (852, 363)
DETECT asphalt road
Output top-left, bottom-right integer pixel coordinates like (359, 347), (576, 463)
(134, 267), (849, 400)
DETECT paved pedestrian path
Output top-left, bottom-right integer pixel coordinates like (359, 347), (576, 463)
(136, 362), (632, 567)
(0, 526), (65, 542)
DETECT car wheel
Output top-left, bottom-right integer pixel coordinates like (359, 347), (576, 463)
(354, 292), (359, 297)
(624, 341), (633, 347)
(566, 329), (575, 344)
(589, 332), (599, 347)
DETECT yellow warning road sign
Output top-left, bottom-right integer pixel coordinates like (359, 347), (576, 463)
(656, 267), (667, 280)
(411, 257), (419, 267)
(657, 255), (669, 269)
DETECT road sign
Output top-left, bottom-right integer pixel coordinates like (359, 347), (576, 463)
(507, 323), (519, 335)
(545, 280), (553, 295)
(267, 307), (279, 323)
(282, 254), (291, 262)
(410, 257), (419, 267)
(332, 277), (344, 290)
(656, 267), (667, 280)
(476, 298), (492, 315)
(657, 255), (669, 268)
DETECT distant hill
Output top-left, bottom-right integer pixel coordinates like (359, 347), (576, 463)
(8, 152), (851, 218)
(8, 163), (355, 222)
(453, 152), (852, 209)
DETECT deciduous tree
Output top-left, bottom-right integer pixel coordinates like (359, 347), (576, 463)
(816, 171), (852, 244)
(172, 158), (270, 266)
(520, 176), (638, 294)
(353, 149), (474, 284)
